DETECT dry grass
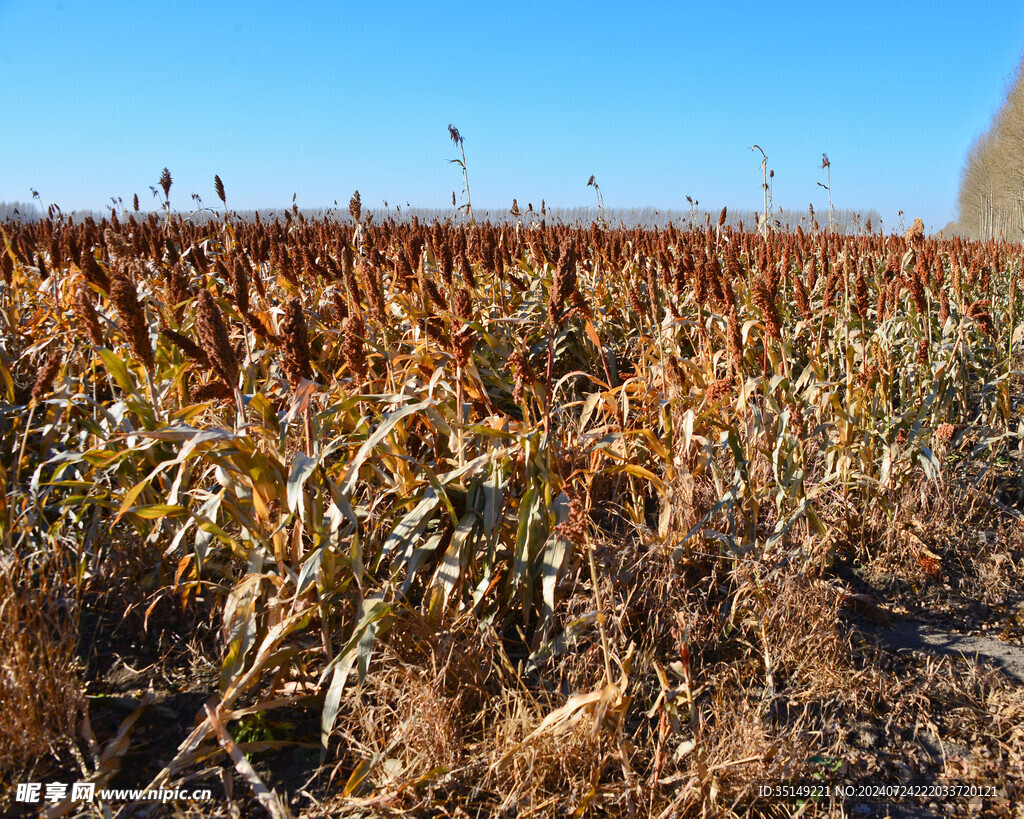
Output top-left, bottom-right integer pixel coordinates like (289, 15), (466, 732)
(0, 551), (85, 783)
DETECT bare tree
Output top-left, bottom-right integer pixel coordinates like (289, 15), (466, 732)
(957, 54), (1024, 240)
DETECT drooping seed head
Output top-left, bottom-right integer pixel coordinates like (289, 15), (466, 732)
(966, 299), (995, 339)
(192, 381), (235, 405)
(75, 284), (105, 346)
(359, 261), (386, 322)
(908, 256), (928, 316)
(109, 276), (154, 371)
(508, 349), (535, 405)
(80, 250), (111, 294)
(160, 328), (211, 370)
(938, 289), (950, 326)
(31, 348), (64, 403)
(548, 239), (577, 325)
(229, 257), (249, 316)
(196, 289), (238, 386)
(280, 296), (313, 386)
(854, 266), (869, 320)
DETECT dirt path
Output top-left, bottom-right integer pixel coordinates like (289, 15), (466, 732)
(870, 618), (1024, 682)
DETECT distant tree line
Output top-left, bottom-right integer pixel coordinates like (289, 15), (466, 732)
(957, 54), (1024, 240)
(383, 205), (880, 233)
(2, 200), (881, 234)
(0, 201), (41, 222)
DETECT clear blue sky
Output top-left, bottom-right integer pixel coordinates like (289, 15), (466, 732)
(3, 1), (1024, 233)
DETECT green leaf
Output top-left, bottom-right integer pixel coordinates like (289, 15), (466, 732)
(97, 348), (137, 395)
(538, 532), (570, 640)
(601, 463), (666, 494)
(337, 399), (434, 498)
(114, 462), (172, 522)
(430, 511), (478, 614)
(513, 484), (545, 611)
(193, 491), (224, 569)
(320, 651), (357, 756)
(482, 460), (504, 539)
(143, 424), (240, 444)
(381, 490), (440, 575)
(343, 757), (376, 797)
(295, 546), (324, 598)
(219, 575), (262, 693)
(417, 461), (459, 527)
(917, 447), (942, 483)
(287, 452), (318, 519)
(319, 593), (390, 752)
(130, 503), (187, 519)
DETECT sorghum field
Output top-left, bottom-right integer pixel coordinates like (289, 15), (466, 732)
(2, 197), (1023, 818)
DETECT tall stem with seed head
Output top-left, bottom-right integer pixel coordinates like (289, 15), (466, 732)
(819, 154), (834, 234)
(448, 125), (474, 225)
(159, 167), (173, 225)
(750, 145), (770, 241)
(587, 175), (606, 227)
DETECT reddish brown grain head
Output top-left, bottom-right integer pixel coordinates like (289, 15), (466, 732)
(342, 315), (368, 381)
(159, 167), (173, 200)
(750, 275), (782, 341)
(548, 239), (578, 325)
(74, 285), (105, 346)
(854, 266), (869, 320)
(229, 257), (249, 316)
(31, 349), (64, 403)
(966, 299), (996, 338)
(109, 276), (154, 371)
(938, 289), (950, 325)
(359, 261), (387, 322)
(192, 380), (235, 405)
(508, 349), (535, 405)
(706, 377), (733, 404)
(280, 297), (314, 386)
(80, 250), (111, 294)
(196, 289), (238, 387)
(160, 328), (211, 370)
